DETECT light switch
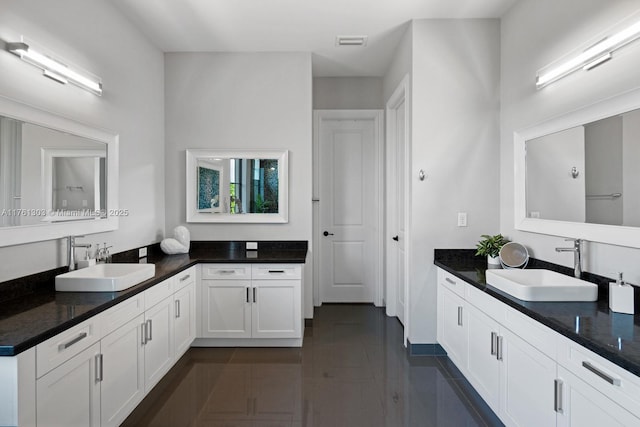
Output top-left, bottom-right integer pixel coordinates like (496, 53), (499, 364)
(457, 212), (467, 227)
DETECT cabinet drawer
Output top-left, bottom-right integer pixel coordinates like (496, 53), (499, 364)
(437, 268), (466, 298)
(174, 266), (196, 293)
(102, 293), (145, 337)
(201, 264), (251, 280)
(252, 264), (302, 280)
(36, 315), (101, 378)
(145, 277), (174, 309)
(465, 281), (505, 321)
(557, 335), (640, 419)
(502, 305), (557, 359)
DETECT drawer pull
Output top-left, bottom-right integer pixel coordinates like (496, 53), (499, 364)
(582, 361), (621, 385)
(141, 323), (147, 345)
(445, 277), (456, 285)
(58, 332), (88, 351)
(490, 332), (498, 356)
(457, 306), (463, 326)
(554, 379), (563, 413)
(268, 270), (285, 273)
(218, 270), (236, 274)
(496, 335), (504, 361)
(146, 319), (153, 342)
(180, 274), (191, 282)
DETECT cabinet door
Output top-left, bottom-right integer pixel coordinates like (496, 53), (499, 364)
(466, 303), (501, 412)
(100, 314), (145, 427)
(500, 328), (557, 427)
(174, 281), (196, 358)
(144, 296), (175, 393)
(251, 280), (301, 339)
(36, 342), (101, 427)
(202, 280), (252, 338)
(437, 284), (467, 371)
(557, 366), (640, 427)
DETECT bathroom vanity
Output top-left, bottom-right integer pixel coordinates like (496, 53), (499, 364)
(435, 249), (640, 427)
(0, 241), (307, 427)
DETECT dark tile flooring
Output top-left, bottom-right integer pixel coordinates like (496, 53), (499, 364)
(122, 304), (503, 427)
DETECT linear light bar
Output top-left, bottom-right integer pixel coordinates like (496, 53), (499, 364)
(7, 39), (103, 96)
(536, 17), (640, 89)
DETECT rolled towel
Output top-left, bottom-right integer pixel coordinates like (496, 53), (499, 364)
(160, 226), (190, 254)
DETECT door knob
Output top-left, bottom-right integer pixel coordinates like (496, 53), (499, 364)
(392, 236), (399, 241)
(323, 231), (334, 236)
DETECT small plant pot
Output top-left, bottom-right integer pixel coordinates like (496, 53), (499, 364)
(488, 255), (500, 265)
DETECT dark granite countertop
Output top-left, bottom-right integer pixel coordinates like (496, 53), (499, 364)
(435, 249), (640, 378)
(0, 241), (307, 356)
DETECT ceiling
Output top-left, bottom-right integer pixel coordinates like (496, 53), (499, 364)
(109, 0), (519, 77)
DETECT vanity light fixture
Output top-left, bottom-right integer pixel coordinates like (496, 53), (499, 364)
(536, 16), (640, 89)
(6, 38), (103, 96)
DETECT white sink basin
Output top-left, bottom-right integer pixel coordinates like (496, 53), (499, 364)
(56, 263), (156, 292)
(485, 269), (598, 302)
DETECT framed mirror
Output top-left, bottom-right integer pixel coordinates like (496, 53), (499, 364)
(514, 87), (640, 248)
(186, 149), (288, 223)
(0, 96), (119, 247)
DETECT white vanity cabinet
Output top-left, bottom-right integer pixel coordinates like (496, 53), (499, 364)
(173, 267), (196, 358)
(198, 263), (303, 345)
(436, 267), (640, 427)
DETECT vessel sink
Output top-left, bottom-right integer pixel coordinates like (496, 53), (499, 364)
(485, 269), (598, 302)
(55, 263), (155, 292)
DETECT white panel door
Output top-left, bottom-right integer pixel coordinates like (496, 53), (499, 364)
(36, 342), (101, 427)
(395, 99), (407, 324)
(174, 281), (196, 357)
(101, 314), (145, 427)
(144, 296), (175, 393)
(201, 280), (252, 338)
(252, 280), (301, 338)
(319, 116), (378, 303)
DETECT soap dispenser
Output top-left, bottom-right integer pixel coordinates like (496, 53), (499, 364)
(609, 272), (635, 315)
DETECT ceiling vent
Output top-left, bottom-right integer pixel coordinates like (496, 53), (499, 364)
(335, 36), (368, 47)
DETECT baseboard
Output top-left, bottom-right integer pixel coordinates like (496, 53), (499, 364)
(407, 341), (447, 356)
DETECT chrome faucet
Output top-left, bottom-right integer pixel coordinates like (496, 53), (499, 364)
(555, 238), (583, 278)
(68, 235), (91, 271)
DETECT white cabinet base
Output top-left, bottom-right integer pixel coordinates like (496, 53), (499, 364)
(192, 337), (303, 347)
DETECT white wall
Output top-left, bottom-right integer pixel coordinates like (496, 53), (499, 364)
(313, 77), (383, 109)
(0, 0), (165, 282)
(384, 19), (501, 344)
(501, 0), (640, 283)
(164, 52), (313, 316)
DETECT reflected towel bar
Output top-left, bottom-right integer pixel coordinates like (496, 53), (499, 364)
(586, 193), (621, 199)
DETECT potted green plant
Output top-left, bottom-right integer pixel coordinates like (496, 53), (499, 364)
(476, 234), (509, 265)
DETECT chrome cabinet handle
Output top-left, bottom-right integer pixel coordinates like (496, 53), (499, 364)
(58, 332), (88, 351)
(95, 354), (103, 382)
(582, 361), (621, 385)
(445, 278), (456, 285)
(253, 287), (257, 303)
(554, 379), (563, 413)
(175, 300), (181, 318)
(268, 270), (285, 273)
(180, 274), (191, 282)
(218, 270), (235, 274)
(496, 335), (504, 360)
(490, 332), (498, 356)
(141, 323), (147, 345)
(457, 306), (463, 326)
(146, 319), (153, 342)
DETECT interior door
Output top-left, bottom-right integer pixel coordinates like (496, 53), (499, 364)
(395, 99), (407, 324)
(319, 115), (379, 303)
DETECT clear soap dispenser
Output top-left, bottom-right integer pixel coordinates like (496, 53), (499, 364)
(609, 272), (635, 315)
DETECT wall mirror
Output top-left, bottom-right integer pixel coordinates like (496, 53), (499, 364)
(186, 149), (288, 223)
(514, 87), (640, 248)
(0, 96), (119, 247)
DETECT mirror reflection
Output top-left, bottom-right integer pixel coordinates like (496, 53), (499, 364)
(0, 116), (107, 227)
(525, 108), (640, 227)
(197, 157), (279, 214)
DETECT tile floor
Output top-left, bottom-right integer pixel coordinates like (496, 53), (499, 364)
(122, 304), (503, 427)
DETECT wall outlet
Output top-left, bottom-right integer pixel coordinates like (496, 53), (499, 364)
(246, 242), (258, 250)
(457, 212), (468, 227)
(139, 247), (148, 258)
